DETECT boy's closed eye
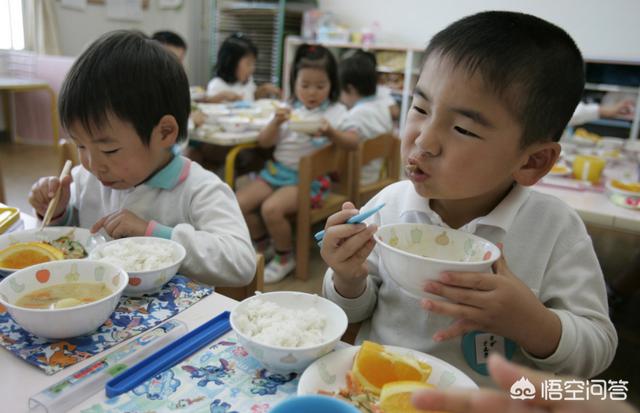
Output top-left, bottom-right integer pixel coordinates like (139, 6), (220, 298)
(102, 148), (120, 155)
(454, 126), (480, 138)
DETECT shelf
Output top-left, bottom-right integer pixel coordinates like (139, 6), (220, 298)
(585, 118), (632, 128)
(584, 83), (639, 94)
(376, 65), (419, 75)
(286, 35), (425, 52)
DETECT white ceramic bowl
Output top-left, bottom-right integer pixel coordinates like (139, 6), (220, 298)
(289, 118), (323, 134)
(230, 291), (348, 373)
(374, 223), (501, 299)
(219, 116), (251, 133)
(0, 259), (128, 339)
(0, 227), (102, 277)
(89, 237), (186, 296)
(605, 180), (640, 210)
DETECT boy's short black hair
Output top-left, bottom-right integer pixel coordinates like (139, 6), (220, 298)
(59, 30), (190, 145)
(339, 50), (377, 97)
(151, 30), (187, 50)
(215, 33), (258, 84)
(424, 11), (584, 147)
(290, 44), (340, 103)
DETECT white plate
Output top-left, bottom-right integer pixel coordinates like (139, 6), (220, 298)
(0, 227), (99, 276)
(297, 345), (478, 397)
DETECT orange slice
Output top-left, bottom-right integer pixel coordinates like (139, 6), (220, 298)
(611, 179), (640, 193)
(379, 380), (440, 413)
(0, 242), (64, 269)
(352, 341), (432, 395)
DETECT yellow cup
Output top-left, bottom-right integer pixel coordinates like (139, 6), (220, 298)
(573, 155), (606, 183)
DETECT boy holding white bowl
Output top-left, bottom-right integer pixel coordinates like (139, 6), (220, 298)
(320, 12), (617, 387)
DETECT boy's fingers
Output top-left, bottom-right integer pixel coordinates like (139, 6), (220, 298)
(47, 177), (60, 197)
(424, 282), (486, 307)
(91, 216), (107, 233)
(324, 208), (359, 228)
(324, 223), (368, 244)
(330, 225), (377, 262)
(439, 271), (497, 291)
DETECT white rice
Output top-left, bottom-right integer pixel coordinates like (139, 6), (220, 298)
(236, 298), (327, 348)
(97, 239), (176, 271)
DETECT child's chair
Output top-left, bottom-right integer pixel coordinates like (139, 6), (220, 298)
(352, 133), (401, 207)
(216, 253), (264, 300)
(295, 143), (354, 280)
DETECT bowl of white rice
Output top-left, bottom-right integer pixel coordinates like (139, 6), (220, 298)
(89, 237), (186, 296)
(230, 291), (348, 373)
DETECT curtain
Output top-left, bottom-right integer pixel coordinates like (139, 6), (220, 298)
(23, 0), (61, 55)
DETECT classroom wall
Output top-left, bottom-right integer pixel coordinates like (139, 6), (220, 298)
(318, 0), (640, 61)
(52, 0), (211, 84)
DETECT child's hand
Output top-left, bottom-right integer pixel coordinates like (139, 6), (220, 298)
(191, 110), (206, 128)
(91, 209), (148, 239)
(272, 107), (291, 125)
(412, 353), (638, 413)
(422, 254), (561, 358)
(320, 202), (377, 298)
(28, 175), (73, 219)
(316, 119), (333, 137)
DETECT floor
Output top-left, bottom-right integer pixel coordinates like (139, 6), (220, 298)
(1, 140), (638, 405)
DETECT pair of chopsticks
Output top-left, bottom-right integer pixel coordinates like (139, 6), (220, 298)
(40, 160), (72, 229)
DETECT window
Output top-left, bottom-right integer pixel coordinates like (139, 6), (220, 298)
(0, 0), (24, 50)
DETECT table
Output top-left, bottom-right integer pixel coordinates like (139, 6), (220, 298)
(190, 127), (259, 187)
(533, 183), (640, 234)
(0, 77), (60, 146)
(0, 291), (239, 413)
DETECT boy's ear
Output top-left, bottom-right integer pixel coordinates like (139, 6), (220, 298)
(151, 115), (179, 148)
(512, 141), (560, 186)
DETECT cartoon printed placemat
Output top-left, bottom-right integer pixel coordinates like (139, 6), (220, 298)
(80, 335), (299, 413)
(0, 275), (212, 375)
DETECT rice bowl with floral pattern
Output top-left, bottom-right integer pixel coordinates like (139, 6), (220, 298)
(374, 223), (501, 299)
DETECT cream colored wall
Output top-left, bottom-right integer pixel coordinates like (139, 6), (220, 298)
(318, 0), (640, 61)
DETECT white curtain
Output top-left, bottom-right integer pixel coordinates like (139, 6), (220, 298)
(23, 0), (61, 55)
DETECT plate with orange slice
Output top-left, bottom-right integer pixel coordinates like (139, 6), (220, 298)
(0, 227), (98, 277)
(298, 341), (477, 412)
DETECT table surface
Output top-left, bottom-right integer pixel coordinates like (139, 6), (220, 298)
(0, 291), (239, 413)
(0, 76), (50, 89)
(533, 183), (640, 233)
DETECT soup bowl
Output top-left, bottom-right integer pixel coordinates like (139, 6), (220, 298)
(89, 237), (186, 296)
(374, 223), (501, 299)
(0, 259), (128, 339)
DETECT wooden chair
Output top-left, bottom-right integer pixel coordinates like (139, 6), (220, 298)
(295, 144), (354, 280)
(352, 133), (401, 207)
(0, 162), (6, 204)
(217, 253), (265, 301)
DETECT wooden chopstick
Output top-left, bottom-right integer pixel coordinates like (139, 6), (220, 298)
(41, 160), (73, 229)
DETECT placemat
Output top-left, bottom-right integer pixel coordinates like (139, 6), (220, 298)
(0, 275), (212, 375)
(81, 335), (299, 413)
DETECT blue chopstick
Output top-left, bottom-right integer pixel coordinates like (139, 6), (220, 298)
(105, 311), (231, 398)
(314, 203), (385, 243)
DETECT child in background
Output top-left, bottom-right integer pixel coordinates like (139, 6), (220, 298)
(151, 30), (187, 64)
(236, 45), (351, 284)
(320, 11), (617, 386)
(28, 30), (255, 287)
(206, 33), (280, 103)
(324, 50), (393, 185)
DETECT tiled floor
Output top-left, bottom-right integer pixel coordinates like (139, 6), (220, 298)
(1, 140), (638, 405)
